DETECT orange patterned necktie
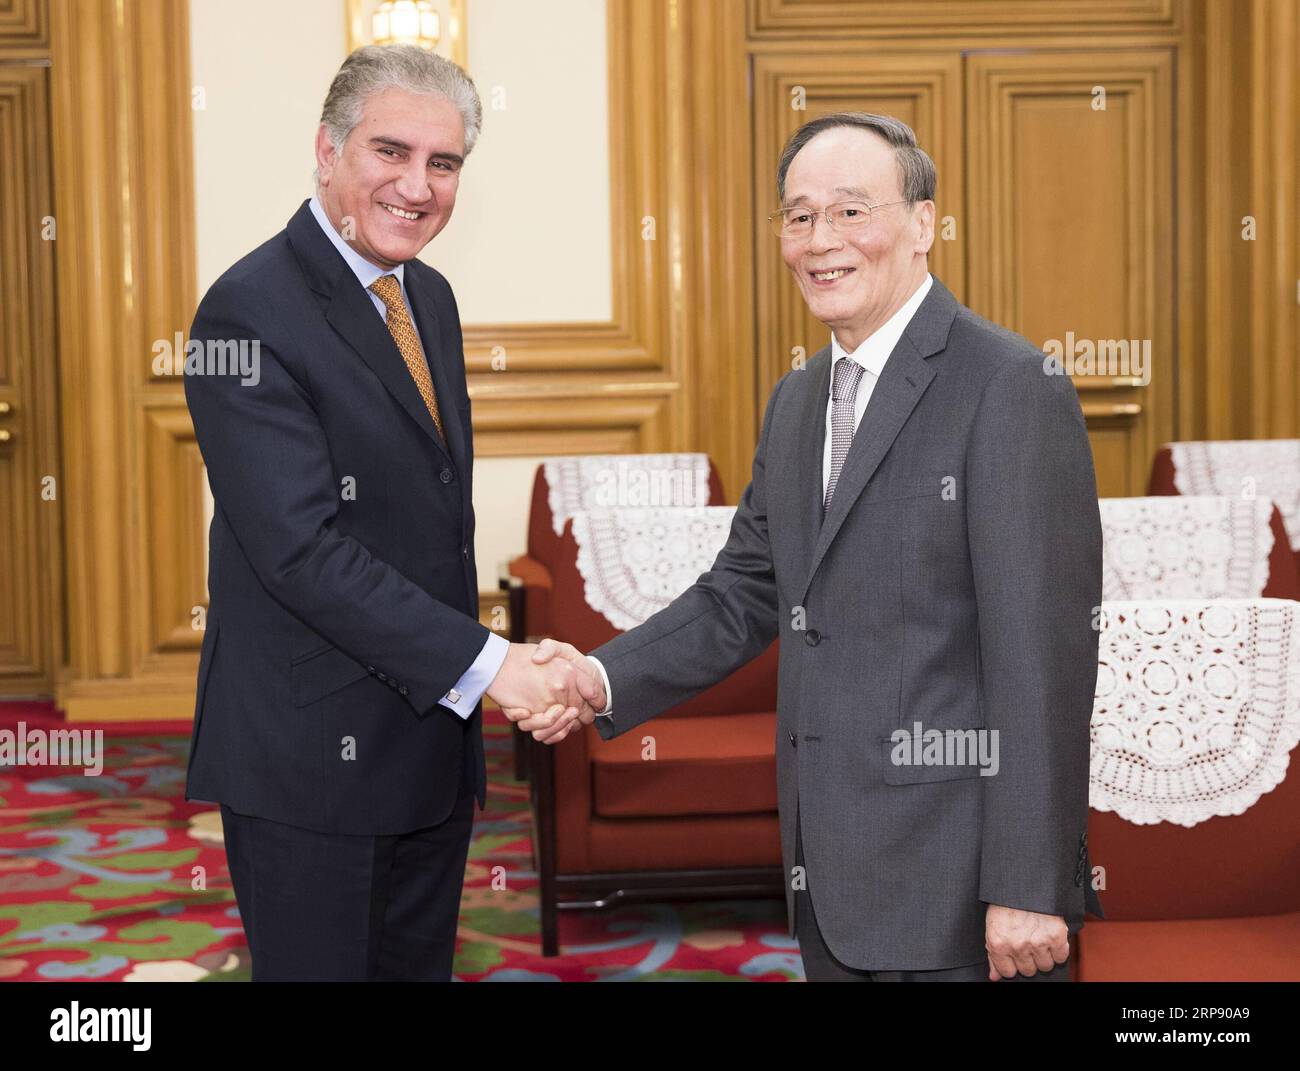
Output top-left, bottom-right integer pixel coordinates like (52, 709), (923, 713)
(368, 274), (446, 446)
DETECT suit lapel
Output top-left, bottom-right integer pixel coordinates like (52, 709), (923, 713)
(798, 277), (959, 602)
(795, 349), (832, 571)
(286, 202), (453, 464)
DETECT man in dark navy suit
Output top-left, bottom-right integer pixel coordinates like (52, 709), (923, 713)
(183, 45), (598, 981)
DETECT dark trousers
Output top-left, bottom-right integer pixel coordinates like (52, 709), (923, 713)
(220, 790), (475, 982)
(794, 806), (1071, 983)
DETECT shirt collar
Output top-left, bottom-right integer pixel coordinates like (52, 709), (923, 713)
(308, 194), (404, 294)
(830, 272), (934, 377)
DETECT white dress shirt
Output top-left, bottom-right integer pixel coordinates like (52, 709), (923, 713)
(308, 196), (508, 719)
(589, 273), (934, 718)
(822, 273), (933, 496)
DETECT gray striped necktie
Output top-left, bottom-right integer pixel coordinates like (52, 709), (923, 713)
(824, 356), (866, 514)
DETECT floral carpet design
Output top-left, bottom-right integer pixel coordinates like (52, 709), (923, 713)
(0, 703), (799, 981)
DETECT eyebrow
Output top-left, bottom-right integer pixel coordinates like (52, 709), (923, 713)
(782, 185), (875, 208)
(368, 135), (464, 167)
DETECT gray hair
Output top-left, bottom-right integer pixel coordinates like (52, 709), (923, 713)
(316, 44), (482, 186)
(776, 112), (936, 204)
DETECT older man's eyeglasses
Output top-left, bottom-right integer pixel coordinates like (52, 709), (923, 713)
(769, 199), (909, 239)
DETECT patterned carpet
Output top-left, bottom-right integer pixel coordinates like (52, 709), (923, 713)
(0, 702), (799, 981)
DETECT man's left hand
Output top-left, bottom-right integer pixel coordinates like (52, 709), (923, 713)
(985, 904), (1069, 980)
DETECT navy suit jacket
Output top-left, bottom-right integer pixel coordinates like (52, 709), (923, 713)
(183, 200), (489, 835)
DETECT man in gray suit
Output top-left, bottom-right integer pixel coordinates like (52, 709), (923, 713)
(508, 113), (1104, 982)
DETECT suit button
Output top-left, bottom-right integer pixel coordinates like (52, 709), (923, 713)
(440, 468), (454, 483)
(462, 545), (468, 558)
(788, 732), (797, 747)
(377, 671), (387, 681)
(366, 666), (376, 675)
(805, 629), (821, 646)
(399, 685), (409, 696)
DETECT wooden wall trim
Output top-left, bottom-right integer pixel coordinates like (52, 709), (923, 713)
(464, 0), (759, 493)
(0, 0), (48, 57)
(749, 0), (1182, 40)
(1249, 0), (1299, 438)
(464, 0), (688, 466)
(50, 0), (197, 718)
(0, 60), (60, 692)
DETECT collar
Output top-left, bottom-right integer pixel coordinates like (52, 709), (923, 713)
(308, 194), (405, 294)
(830, 272), (934, 377)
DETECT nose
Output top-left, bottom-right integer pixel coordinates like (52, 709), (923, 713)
(806, 211), (843, 254)
(394, 159), (433, 206)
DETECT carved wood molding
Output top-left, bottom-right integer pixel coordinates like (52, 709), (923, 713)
(50, 0), (197, 717)
(464, 0), (760, 496)
(748, 0), (1181, 40)
(0, 63), (58, 690)
(0, 0), (48, 55)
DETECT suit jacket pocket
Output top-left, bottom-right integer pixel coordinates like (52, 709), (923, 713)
(291, 643), (371, 707)
(879, 737), (988, 785)
(863, 467), (957, 503)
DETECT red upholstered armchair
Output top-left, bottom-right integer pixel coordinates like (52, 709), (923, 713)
(1077, 598), (1300, 980)
(525, 506), (781, 956)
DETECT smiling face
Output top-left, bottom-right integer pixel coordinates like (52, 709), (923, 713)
(315, 86), (466, 269)
(779, 126), (935, 350)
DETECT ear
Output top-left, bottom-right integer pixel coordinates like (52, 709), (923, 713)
(314, 124), (339, 188)
(913, 200), (936, 256)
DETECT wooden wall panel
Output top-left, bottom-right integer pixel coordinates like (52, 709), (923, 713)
(0, 63), (58, 692)
(749, 0), (1181, 39)
(50, 0), (198, 719)
(463, 0), (683, 468)
(1249, 0), (1300, 439)
(0, 0), (47, 55)
(966, 49), (1175, 496)
(141, 405), (207, 656)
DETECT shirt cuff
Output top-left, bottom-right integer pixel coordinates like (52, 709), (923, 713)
(439, 631), (510, 720)
(586, 655), (614, 716)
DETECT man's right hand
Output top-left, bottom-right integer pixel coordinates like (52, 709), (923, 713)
(485, 642), (586, 724)
(500, 639), (607, 744)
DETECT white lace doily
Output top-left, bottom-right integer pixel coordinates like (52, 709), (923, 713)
(569, 506), (737, 630)
(1170, 440), (1300, 551)
(1091, 599), (1300, 827)
(543, 454), (712, 536)
(1100, 496), (1274, 600)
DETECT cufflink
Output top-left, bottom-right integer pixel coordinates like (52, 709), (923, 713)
(447, 688), (462, 704)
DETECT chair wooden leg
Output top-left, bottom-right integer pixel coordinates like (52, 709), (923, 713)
(531, 734), (560, 956)
(501, 576), (531, 782)
(513, 726), (530, 782)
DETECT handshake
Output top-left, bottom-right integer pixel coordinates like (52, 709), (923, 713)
(484, 639), (606, 744)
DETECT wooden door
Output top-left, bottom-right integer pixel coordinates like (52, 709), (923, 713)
(0, 60), (60, 693)
(965, 49), (1176, 496)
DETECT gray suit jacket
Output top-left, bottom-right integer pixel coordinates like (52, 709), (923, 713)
(590, 276), (1104, 971)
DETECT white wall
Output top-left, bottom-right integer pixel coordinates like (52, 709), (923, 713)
(190, 0), (346, 294)
(189, 0), (612, 584)
(425, 0), (611, 324)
